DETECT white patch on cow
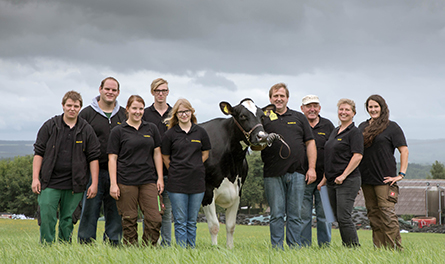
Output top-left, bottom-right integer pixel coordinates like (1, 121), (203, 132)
(202, 175), (242, 248)
(214, 176), (242, 208)
(241, 100), (258, 117)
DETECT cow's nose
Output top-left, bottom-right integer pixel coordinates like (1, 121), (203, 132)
(257, 131), (268, 142)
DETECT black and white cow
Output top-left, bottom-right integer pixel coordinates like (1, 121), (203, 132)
(199, 98), (275, 248)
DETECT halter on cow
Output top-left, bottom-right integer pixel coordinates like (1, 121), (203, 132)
(199, 98), (275, 248)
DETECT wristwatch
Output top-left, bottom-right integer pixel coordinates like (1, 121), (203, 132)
(398, 172), (406, 178)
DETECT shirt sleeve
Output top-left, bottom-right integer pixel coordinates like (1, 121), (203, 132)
(390, 122), (407, 148)
(200, 127), (212, 151)
(152, 124), (162, 148)
(107, 126), (121, 155)
(350, 127), (364, 155)
(33, 119), (51, 157)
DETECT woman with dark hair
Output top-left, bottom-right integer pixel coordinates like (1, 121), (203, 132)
(324, 98), (363, 247)
(108, 95), (164, 246)
(359, 94), (408, 250)
(161, 98), (211, 248)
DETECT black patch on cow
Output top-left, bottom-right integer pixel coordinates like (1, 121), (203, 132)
(199, 99), (269, 207)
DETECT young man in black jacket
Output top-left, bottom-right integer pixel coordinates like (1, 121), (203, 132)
(32, 91), (100, 244)
(77, 77), (126, 245)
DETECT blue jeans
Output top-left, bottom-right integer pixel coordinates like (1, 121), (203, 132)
(78, 169), (122, 245)
(327, 176), (361, 247)
(301, 182), (331, 247)
(160, 176), (172, 246)
(264, 172), (306, 249)
(168, 191), (204, 248)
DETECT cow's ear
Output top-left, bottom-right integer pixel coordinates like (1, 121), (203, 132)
(220, 102), (233, 115)
(262, 104), (276, 116)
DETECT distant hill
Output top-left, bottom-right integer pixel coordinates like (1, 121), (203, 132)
(405, 139), (445, 164)
(1, 139), (444, 164)
(0, 140), (34, 159)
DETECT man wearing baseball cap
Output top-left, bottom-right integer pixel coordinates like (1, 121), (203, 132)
(300, 95), (335, 247)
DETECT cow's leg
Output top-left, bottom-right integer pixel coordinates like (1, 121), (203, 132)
(225, 195), (240, 249)
(202, 200), (219, 246)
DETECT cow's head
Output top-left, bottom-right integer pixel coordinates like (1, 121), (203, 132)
(220, 98), (276, 150)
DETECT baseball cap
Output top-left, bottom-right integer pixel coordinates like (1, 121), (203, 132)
(302, 95), (320, 105)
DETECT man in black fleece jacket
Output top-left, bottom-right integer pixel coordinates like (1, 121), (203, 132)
(32, 91), (100, 244)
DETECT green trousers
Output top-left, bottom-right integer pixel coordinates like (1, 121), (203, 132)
(38, 188), (83, 244)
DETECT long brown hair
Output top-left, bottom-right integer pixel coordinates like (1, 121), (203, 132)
(363, 94), (390, 148)
(165, 98), (197, 129)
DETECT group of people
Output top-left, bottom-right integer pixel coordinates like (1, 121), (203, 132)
(262, 83), (408, 250)
(32, 77), (210, 248)
(32, 78), (408, 251)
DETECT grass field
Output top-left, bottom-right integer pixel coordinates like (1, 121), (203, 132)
(0, 218), (444, 263)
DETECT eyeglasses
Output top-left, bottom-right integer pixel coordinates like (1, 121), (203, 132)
(177, 110), (191, 116)
(154, 89), (169, 95)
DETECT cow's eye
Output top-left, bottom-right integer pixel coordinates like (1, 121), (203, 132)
(239, 114), (247, 121)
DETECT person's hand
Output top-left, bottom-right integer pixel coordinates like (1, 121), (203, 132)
(87, 184), (98, 199)
(317, 175), (327, 191)
(334, 174), (347, 185)
(110, 184), (120, 200)
(157, 178), (164, 194)
(317, 181), (325, 191)
(383, 175), (403, 186)
(32, 179), (41, 194)
(306, 168), (317, 185)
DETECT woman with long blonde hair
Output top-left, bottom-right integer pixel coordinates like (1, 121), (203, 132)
(161, 98), (211, 248)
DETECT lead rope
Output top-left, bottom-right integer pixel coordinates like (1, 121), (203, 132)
(232, 117), (263, 145)
(266, 133), (291, 159)
(232, 117), (290, 159)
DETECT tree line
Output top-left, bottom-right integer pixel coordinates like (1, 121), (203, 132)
(0, 155), (37, 216)
(0, 154), (444, 216)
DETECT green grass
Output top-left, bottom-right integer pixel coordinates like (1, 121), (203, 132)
(1, 219), (444, 263)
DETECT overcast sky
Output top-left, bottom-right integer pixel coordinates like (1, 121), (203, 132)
(1, 0), (444, 141)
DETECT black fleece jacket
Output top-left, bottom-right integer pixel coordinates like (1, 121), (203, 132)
(34, 115), (100, 193)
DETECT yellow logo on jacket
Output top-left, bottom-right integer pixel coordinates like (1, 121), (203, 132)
(191, 140), (201, 143)
(337, 138), (342, 141)
(287, 122), (296, 125)
(76, 141), (83, 143)
(318, 132), (326, 135)
(144, 135), (151, 138)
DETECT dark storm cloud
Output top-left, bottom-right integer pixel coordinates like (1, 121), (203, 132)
(1, 0), (445, 140)
(2, 0), (443, 76)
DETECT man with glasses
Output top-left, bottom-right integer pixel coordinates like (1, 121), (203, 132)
(142, 78), (173, 246)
